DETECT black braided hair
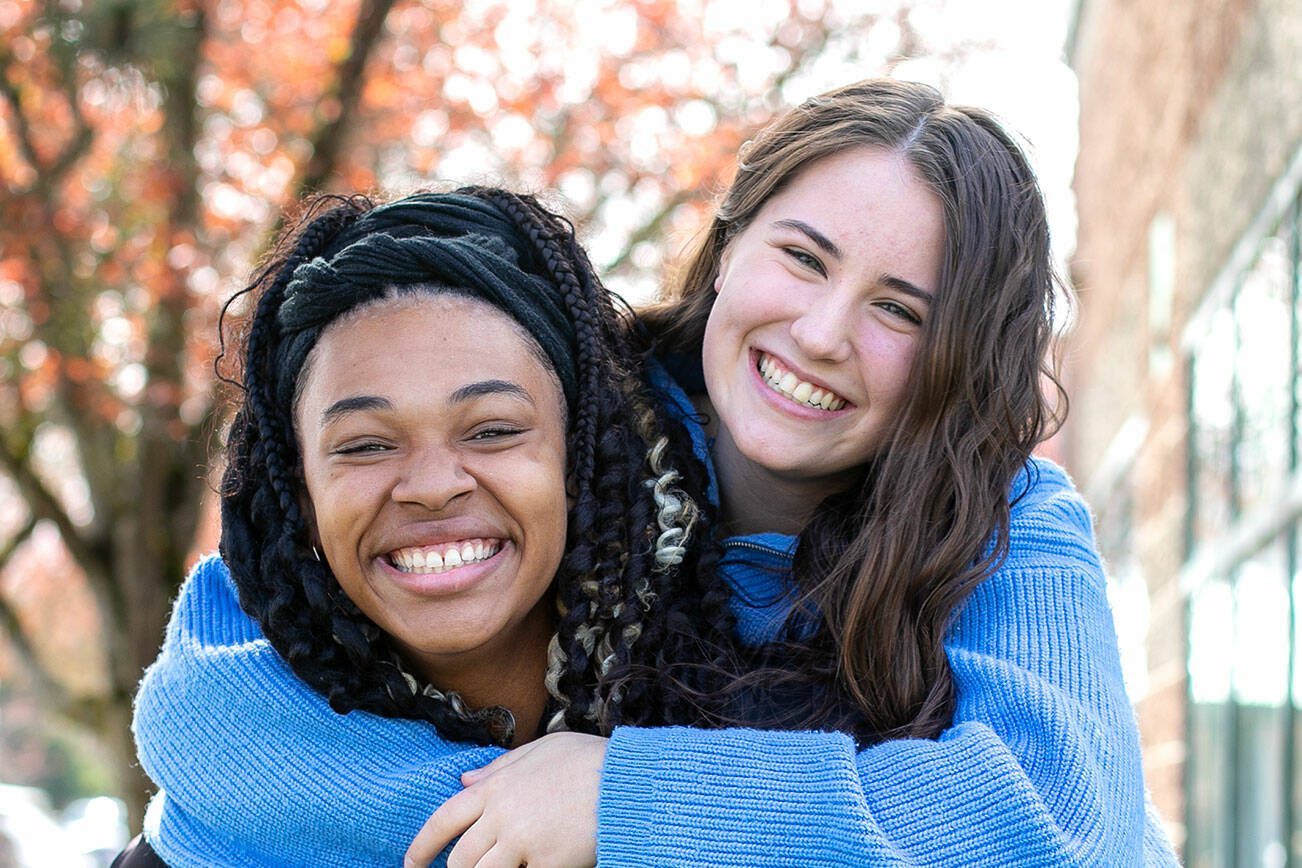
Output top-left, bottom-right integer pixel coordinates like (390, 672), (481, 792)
(473, 189), (741, 732)
(218, 187), (738, 745)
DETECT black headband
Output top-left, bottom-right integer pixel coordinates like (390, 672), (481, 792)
(277, 192), (579, 408)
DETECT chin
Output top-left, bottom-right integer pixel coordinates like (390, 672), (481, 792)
(738, 439), (820, 479)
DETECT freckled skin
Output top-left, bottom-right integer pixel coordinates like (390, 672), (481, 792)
(295, 296), (568, 716)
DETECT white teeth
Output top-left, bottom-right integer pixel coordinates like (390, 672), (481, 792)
(756, 353), (847, 412)
(389, 539), (501, 574)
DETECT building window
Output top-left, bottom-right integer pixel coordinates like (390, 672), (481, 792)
(1184, 186), (1301, 868)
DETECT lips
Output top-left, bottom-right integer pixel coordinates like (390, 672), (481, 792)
(756, 351), (848, 411)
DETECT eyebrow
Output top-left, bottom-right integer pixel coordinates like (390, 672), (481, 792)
(881, 276), (936, 305)
(321, 395), (393, 426)
(774, 219), (843, 260)
(449, 379), (534, 406)
(319, 380), (534, 427)
(773, 218), (935, 305)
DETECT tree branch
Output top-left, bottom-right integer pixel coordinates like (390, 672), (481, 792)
(602, 188), (697, 275)
(294, 0), (401, 196)
(0, 592), (76, 714)
(48, 17), (94, 179)
(0, 44), (93, 195)
(0, 513), (38, 574)
(0, 49), (44, 173)
(0, 436), (104, 580)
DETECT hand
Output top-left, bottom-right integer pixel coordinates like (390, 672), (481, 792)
(405, 731), (608, 868)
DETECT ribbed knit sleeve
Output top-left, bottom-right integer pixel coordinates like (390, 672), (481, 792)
(596, 460), (1179, 867)
(132, 555), (503, 868)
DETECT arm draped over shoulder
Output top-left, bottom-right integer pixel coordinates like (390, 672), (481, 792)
(132, 556), (503, 867)
(595, 460), (1178, 867)
(132, 461), (1178, 866)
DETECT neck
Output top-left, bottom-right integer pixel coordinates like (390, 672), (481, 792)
(710, 423), (839, 537)
(406, 604), (553, 747)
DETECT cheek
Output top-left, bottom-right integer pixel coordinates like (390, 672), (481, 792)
(709, 257), (801, 334)
(701, 280), (750, 364)
(860, 333), (920, 405)
(524, 485), (569, 600)
(522, 443), (571, 568)
(303, 463), (382, 550)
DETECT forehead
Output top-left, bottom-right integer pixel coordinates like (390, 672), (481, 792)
(298, 295), (562, 411)
(768, 146), (945, 239)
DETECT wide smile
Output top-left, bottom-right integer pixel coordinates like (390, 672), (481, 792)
(755, 351), (848, 412)
(386, 538), (504, 574)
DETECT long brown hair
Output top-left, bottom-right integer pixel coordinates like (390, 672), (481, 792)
(642, 79), (1066, 743)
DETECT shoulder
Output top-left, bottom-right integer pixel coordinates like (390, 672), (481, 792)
(643, 354), (704, 423)
(1002, 456), (1102, 574)
(181, 551), (235, 592)
(950, 458), (1114, 655)
(165, 553), (265, 649)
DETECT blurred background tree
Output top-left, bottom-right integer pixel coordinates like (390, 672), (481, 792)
(0, 0), (977, 829)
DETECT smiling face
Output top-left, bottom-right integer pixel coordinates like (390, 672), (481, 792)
(701, 145), (946, 491)
(294, 294), (568, 696)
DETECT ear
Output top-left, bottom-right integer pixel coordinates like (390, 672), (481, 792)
(564, 470), (579, 510)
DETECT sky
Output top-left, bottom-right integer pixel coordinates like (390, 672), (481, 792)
(892, 0), (1081, 266)
(613, 0), (1083, 304)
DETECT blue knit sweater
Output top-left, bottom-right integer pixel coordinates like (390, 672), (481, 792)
(595, 464), (1178, 866)
(132, 372), (1178, 866)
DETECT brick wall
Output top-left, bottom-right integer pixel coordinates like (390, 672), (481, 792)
(1066, 0), (1302, 853)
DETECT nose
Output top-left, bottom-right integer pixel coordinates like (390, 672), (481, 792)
(789, 289), (853, 363)
(390, 446), (476, 512)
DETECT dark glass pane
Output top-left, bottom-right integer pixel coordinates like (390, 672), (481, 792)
(1231, 540), (1291, 866)
(1187, 699), (1232, 868)
(1188, 578), (1234, 868)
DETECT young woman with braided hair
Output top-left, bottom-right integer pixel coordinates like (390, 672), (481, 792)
(130, 79), (1178, 866)
(119, 186), (738, 865)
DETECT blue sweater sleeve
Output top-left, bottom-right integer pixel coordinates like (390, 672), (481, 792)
(596, 462), (1179, 867)
(132, 555), (504, 868)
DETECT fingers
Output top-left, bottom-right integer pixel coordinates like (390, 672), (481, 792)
(445, 817), (502, 868)
(461, 738), (540, 785)
(404, 786), (485, 868)
(468, 842), (524, 868)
